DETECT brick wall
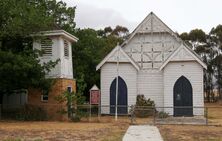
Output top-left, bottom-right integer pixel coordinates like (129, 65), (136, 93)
(28, 78), (76, 120)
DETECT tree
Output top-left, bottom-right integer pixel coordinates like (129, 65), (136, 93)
(112, 25), (129, 39)
(180, 32), (190, 41)
(210, 25), (222, 44)
(209, 25), (222, 100)
(0, 0), (76, 94)
(0, 50), (58, 93)
(181, 26), (222, 101)
(212, 55), (222, 99)
(72, 28), (125, 98)
(189, 29), (206, 43)
(72, 29), (105, 98)
(0, 0), (76, 38)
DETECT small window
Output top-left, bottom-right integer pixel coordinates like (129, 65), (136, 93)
(67, 86), (72, 93)
(41, 38), (52, 56)
(41, 95), (48, 102)
(64, 40), (69, 57)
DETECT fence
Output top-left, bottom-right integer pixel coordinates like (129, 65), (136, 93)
(72, 105), (222, 126)
(0, 104), (222, 126)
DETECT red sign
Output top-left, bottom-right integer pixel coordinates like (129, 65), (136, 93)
(90, 90), (100, 104)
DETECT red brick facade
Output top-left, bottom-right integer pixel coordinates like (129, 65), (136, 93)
(28, 78), (76, 121)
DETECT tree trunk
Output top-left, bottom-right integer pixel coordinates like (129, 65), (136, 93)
(218, 87), (221, 100)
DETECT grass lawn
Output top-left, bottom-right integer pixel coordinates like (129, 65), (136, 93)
(0, 121), (128, 141)
(158, 102), (222, 141)
(158, 125), (222, 141)
(1, 102), (222, 141)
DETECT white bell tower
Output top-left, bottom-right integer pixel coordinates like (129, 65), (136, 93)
(33, 30), (78, 79)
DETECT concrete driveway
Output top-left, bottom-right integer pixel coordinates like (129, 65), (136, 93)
(122, 125), (163, 141)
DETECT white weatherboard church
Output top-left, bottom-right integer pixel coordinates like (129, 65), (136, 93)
(96, 12), (207, 116)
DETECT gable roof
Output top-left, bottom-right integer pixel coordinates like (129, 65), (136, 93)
(90, 85), (99, 91)
(122, 12), (182, 47)
(97, 12), (207, 71)
(96, 45), (140, 71)
(159, 43), (207, 70)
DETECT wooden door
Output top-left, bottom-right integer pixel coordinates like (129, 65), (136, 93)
(174, 76), (193, 116)
(110, 76), (128, 115)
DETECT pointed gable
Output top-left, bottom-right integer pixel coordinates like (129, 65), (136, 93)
(97, 12), (206, 71)
(96, 45), (140, 71)
(138, 13), (172, 33)
(159, 44), (207, 70)
(123, 12), (181, 46)
(122, 12), (182, 69)
(171, 45), (195, 61)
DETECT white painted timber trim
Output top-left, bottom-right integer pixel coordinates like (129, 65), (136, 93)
(121, 12), (182, 47)
(159, 44), (207, 70)
(33, 30), (78, 43)
(96, 45), (140, 71)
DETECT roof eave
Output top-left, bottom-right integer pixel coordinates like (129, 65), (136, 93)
(33, 30), (78, 43)
(96, 45), (140, 71)
(159, 44), (207, 71)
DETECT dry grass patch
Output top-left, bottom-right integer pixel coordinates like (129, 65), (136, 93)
(206, 102), (222, 125)
(0, 121), (129, 141)
(158, 102), (222, 141)
(158, 125), (222, 141)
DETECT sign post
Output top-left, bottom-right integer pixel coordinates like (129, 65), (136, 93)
(115, 45), (120, 121)
(89, 85), (100, 121)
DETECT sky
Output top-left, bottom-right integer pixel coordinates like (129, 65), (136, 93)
(64, 0), (222, 34)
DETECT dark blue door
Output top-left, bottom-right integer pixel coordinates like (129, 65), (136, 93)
(174, 76), (193, 116)
(110, 76), (128, 115)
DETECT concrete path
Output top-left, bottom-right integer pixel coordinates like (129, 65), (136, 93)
(122, 125), (163, 141)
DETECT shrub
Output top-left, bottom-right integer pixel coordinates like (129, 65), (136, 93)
(16, 105), (47, 121)
(55, 90), (86, 121)
(71, 115), (81, 122)
(157, 111), (169, 119)
(70, 106), (91, 122)
(134, 95), (155, 117)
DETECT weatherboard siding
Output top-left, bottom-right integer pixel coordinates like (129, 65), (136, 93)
(33, 37), (73, 79)
(100, 63), (137, 114)
(98, 12), (205, 116)
(137, 70), (164, 109)
(163, 61), (204, 115)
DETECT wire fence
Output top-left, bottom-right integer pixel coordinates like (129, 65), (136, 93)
(0, 104), (222, 126)
(75, 105), (209, 125)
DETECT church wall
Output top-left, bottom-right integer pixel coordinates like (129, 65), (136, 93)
(137, 70), (164, 109)
(163, 61), (204, 115)
(100, 63), (137, 114)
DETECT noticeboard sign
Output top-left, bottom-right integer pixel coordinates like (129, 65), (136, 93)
(90, 90), (100, 105)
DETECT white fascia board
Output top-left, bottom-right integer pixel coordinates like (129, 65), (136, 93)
(159, 44), (207, 70)
(96, 45), (140, 71)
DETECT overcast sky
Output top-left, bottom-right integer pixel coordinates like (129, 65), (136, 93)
(64, 0), (222, 34)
